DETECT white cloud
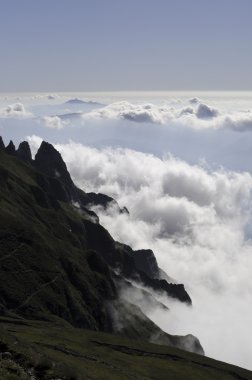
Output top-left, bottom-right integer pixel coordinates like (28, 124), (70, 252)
(196, 103), (219, 119)
(179, 106), (194, 116)
(0, 103), (32, 118)
(54, 142), (252, 224)
(221, 111), (252, 132)
(81, 100), (252, 132)
(42, 115), (67, 129)
(82, 101), (175, 124)
(189, 97), (200, 104)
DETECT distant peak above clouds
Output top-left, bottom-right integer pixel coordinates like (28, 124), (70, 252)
(65, 98), (103, 106)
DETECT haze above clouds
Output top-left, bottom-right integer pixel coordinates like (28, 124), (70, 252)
(2, 92), (252, 172)
(1, 0), (252, 92)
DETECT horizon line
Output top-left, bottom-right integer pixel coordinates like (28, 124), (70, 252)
(1, 90), (252, 94)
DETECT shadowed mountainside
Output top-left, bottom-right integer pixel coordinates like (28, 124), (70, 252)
(0, 138), (200, 355)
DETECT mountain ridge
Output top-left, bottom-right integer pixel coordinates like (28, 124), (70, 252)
(0, 137), (201, 357)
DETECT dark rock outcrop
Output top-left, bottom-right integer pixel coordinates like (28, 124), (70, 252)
(85, 192), (118, 209)
(34, 141), (73, 187)
(65, 98), (102, 106)
(83, 220), (192, 304)
(121, 206), (129, 214)
(133, 249), (159, 279)
(33, 141), (127, 214)
(0, 136), (5, 151)
(5, 140), (15, 155)
(16, 141), (32, 162)
(34, 141), (78, 202)
(77, 190), (125, 214)
(138, 273), (192, 304)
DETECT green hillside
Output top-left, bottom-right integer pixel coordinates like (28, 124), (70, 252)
(1, 317), (252, 380)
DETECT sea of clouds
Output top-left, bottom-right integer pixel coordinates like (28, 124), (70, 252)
(1, 92), (252, 369)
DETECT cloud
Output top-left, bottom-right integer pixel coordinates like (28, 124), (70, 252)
(221, 111), (252, 132)
(0, 103), (32, 118)
(53, 142), (252, 218)
(82, 101), (175, 124)
(189, 97), (200, 104)
(41, 115), (67, 129)
(83, 101), (218, 124)
(179, 106), (195, 116)
(81, 100), (252, 132)
(196, 103), (219, 119)
(49, 140), (252, 261)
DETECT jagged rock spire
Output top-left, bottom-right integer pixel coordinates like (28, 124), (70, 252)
(34, 141), (78, 202)
(34, 141), (74, 186)
(5, 140), (16, 155)
(16, 141), (32, 162)
(0, 136), (5, 151)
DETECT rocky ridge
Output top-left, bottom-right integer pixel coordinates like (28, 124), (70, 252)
(0, 137), (203, 355)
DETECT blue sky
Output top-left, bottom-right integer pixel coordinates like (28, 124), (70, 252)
(1, 0), (252, 91)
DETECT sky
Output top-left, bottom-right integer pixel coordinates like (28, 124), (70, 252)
(1, 0), (252, 91)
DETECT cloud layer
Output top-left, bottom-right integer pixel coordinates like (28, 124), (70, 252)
(81, 100), (252, 132)
(32, 139), (251, 370)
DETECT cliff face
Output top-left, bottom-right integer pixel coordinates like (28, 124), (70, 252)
(0, 138), (203, 355)
(0, 136), (4, 151)
(16, 141), (32, 162)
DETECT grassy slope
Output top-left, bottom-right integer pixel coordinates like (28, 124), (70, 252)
(0, 317), (252, 380)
